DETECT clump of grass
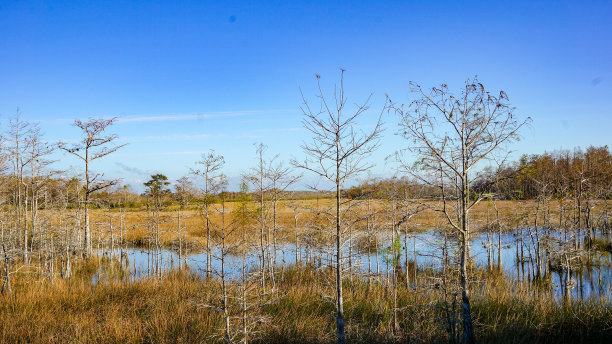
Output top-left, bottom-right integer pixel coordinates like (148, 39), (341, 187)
(166, 237), (205, 254)
(353, 235), (380, 254)
(591, 237), (612, 252)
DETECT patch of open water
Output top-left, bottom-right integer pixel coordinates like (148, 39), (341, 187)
(94, 228), (611, 301)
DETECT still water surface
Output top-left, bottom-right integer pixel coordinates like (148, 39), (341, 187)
(94, 228), (611, 301)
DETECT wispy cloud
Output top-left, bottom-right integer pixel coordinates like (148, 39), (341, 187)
(117, 110), (288, 124)
(158, 151), (210, 156)
(34, 109), (291, 124)
(249, 127), (301, 134)
(118, 127), (301, 143)
(115, 162), (153, 176)
(120, 133), (211, 142)
(114, 151), (210, 158)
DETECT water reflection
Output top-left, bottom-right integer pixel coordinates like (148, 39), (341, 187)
(94, 228), (611, 301)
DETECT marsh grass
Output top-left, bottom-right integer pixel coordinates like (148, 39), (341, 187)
(42, 199), (609, 256)
(1, 259), (610, 343)
(591, 237), (612, 252)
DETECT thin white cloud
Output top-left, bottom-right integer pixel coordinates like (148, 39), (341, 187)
(250, 127), (301, 133)
(114, 150), (210, 157)
(115, 162), (153, 176)
(117, 110), (288, 123)
(33, 109), (291, 124)
(118, 127), (300, 143)
(160, 151), (210, 155)
(120, 133), (211, 142)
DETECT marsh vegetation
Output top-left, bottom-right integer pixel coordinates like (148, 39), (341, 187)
(1, 76), (610, 343)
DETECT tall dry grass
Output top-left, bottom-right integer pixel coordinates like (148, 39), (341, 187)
(0, 260), (610, 343)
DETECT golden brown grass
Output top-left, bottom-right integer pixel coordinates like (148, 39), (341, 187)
(1, 260), (610, 343)
(26, 198), (602, 253)
(35, 198), (609, 254)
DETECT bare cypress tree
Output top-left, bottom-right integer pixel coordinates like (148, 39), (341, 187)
(267, 157), (300, 282)
(288, 194), (302, 265)
(235, 180), (272, 343)
(388, 78), (529, 344)
(24, 124), (55, 268)
(58, 117), (126, 257)
(199, 174), (237, 343)
(6, 112), (34, 263)
(244, 143), (272, 290)
(192, 150), (225, 278)
(174, 176), (195, 264)
(0, 132), (11, 293)
(292, 69), (383, 344)
(236, 181), (252, 344)
(4, 114), (55, 271)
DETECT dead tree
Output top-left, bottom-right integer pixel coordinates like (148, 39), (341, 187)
(292, 69), (383, 344)
(58, 117), (125, 257)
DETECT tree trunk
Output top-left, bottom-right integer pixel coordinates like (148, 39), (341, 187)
(335, 168), (345, 344)
(461, 170), (476, 344)
(460, 232), (475, 344)
(2, 244), (11, 294)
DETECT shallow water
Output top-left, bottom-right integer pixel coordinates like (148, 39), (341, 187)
(94, 228), (612, 301)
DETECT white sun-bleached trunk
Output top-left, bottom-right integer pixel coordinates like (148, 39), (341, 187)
(292, 69), (383, 344)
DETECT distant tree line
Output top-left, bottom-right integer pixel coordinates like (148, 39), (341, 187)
(345, 145), (611, 202)
(473, 145), (611, 200)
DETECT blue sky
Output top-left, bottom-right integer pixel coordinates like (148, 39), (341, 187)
(0, 0), (610, 191)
